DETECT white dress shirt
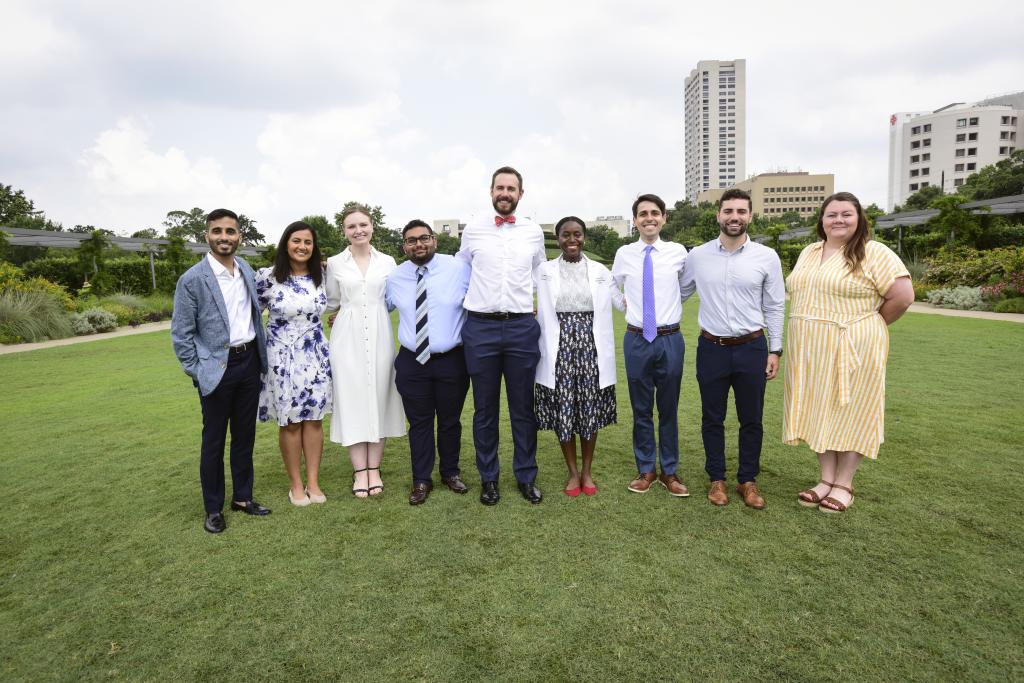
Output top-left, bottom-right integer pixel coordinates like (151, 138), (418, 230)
(206, 252), (255, 346)
(457, 213), (546, 313)
(678, 236), (786, 352)
(611, 238), (688, 327)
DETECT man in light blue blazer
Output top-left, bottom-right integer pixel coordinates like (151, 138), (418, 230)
(171, 208), (271, 533)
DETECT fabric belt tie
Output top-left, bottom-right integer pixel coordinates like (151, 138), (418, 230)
(267, 322), (320, 379)
(789, 311), (878, 406)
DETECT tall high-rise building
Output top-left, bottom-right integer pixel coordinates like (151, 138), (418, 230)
(887, 92), (1023, 210)
(684, 59), (746, 202)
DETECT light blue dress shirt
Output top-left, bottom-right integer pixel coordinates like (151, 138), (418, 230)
(678, 236), (786, 352)
(385, 254), (471, 354)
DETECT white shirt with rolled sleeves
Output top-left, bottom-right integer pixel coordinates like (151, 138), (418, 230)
(457, 213), (546, 313)
(611, 238), (688, 328)
(205, 253), (255, 346)
(678, 236), (785, 352)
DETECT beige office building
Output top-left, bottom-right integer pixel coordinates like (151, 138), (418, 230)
(684, 59), (746, 202)
(432, 218), (464, 237)
(887, 92), (1023, 210)
(698, 171), (834, 220)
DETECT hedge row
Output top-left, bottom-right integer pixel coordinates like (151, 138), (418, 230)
(22, 256), (200, 295)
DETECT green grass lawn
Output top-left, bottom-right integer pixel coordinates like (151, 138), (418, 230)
(1, 308), (1022, 681)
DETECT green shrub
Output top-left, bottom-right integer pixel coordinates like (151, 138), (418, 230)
(23, 255), (200, 295)
(925, 286), (989, 311)
(70, 313), (94, 335)
(0, 290), (73, 343)
(0, 261), (75, 311)
(93, 302), (147, 326)
(993, 297), (1024, 314)
(20, 256), (84, 291)
(912, 282), (935, 302)
(924, 246), (1024, 286)
(83, 308), (117, 332)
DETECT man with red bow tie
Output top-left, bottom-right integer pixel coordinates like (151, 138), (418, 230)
(457, 166), (546, 505)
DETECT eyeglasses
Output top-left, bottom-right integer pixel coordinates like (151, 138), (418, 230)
(403, 235), (435, 246)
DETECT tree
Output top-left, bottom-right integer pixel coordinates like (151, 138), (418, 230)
(959, 149), (1024, 201)
(663, 200), (704, 239)
(76, 230), (117, 294)
(434, 232), (460, 256)
(237, 214), (265, 245)
(163, 208), (207, 242)
(585, 224), (625, 260)
(302, 214), (343, 256)
(928, 194), (986, 247)
(160, 236), (193, 280)
(131, 228), (160, 239)
(864, 203), (885, 228)
(900, 185), (944, 211)
(0, 184), (36, 224)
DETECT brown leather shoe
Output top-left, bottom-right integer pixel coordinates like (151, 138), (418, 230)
(658, 473), (690, 497)
(442, 475), (468, 494)
(627, 471), (658, 493)
(736, 481), (765, 509)
(408, 482), (432, 506)
(707, 480), (729, 506)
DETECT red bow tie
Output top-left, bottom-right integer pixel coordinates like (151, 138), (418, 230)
(494, 215), (516, 226)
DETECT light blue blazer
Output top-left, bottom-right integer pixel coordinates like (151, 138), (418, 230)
(171, 256), (268, 396)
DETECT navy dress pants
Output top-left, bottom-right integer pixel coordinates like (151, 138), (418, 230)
(394, 345), (470, 485)
(695, 335), (768, 484)
(623, 330), (684, 475)
(197, 346), (260, 513)
(461, 315), (541, 484)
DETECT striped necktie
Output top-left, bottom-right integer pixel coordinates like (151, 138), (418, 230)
(415, 265), (430, 364)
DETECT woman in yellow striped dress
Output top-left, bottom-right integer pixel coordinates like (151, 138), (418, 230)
(783, 192), (914, 512)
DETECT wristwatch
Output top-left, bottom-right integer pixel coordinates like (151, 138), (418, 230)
(770, 349), (783, 357)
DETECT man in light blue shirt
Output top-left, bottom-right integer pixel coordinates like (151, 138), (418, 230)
(386, 220), (472, 505)
(679, 188), (785, 509)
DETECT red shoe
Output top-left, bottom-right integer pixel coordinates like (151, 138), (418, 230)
(582, 484), (598, 496)
(564, 485), (582, 497)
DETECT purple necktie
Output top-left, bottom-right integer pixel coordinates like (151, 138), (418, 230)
(642, 245), (656, 342)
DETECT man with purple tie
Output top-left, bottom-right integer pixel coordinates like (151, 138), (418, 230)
(611, 194), (690, 497)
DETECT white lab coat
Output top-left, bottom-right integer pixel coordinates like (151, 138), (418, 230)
(535, 255), (624, 390)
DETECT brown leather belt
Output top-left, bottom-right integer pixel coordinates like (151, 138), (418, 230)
(469, 311), (531, 320)
(626, 324), (680, 337)
(700, 329), (764, 346)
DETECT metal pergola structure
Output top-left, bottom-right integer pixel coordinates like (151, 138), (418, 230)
(872, 194), (1024, 255)
(0, 226), (264, 289)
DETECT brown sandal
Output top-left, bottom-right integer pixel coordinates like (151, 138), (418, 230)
(819, 484), (855, 514)
(798, 481), (834, 508)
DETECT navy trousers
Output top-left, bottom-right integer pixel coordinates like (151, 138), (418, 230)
(461, 315), (541, 484)
(394, 345), (470, 485)
(623, 329), (684, 475)
(197, 345), (260, 513)
(695, 334), (768, 483)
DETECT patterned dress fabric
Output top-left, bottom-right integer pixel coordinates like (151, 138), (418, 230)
(782, 240), (910, 459)
(255, 269), (332, 426)
(535, 259), (616, 442)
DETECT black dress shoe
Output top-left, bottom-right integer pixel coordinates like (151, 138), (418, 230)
(479, 481), (500, 506)
(230, 500), (272, 516)
(442, 475), (469, 494)
(409, 481), (432, 506)
(204, 512), (226, 533)
(518, 480), (542, 504)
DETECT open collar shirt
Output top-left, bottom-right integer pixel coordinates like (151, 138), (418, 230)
(205, 252), (255, 346)
(456, 212), (546, 313)
(678, 236), (785, 352)
(611, 237), (688, 327)
(385, 254), (470, 354)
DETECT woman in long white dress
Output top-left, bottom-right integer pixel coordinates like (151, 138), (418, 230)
(324, 205), (406, 497)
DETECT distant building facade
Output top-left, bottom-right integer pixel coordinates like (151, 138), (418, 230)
(684, 59), (746, 202)
(698, 171), (835, 220)
(887, 92), (1024, 210)
(432, 218), (465, 238)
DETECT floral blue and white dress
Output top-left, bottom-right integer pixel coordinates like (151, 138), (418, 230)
(255, 268), (332, 426)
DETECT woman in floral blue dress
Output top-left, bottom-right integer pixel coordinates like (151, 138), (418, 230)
(256, 221), (333, 506)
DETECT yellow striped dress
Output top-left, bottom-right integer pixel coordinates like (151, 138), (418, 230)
(782, 240), (910, 459)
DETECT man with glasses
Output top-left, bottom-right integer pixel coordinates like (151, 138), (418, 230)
(386, 220), (472, 505)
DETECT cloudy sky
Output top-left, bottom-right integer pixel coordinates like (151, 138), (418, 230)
(3, 0), (1022, 242)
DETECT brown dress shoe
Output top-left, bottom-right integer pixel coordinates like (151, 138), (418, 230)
(409, 482), (432, 506)
(736, 481), (766, 509)
(658, 473), (690, 497)
(707, 480), (729, 506)
(627, 472), (658, 493)
(442, 475), (468, 494)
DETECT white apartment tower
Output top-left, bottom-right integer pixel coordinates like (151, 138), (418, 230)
(684, 59), (746, 202)
(887, 92), (1023, 210)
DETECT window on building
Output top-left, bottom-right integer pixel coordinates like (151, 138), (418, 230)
(1002, 116), (1011, 125)
(923, 138), (931, 147)
(968, 132), (978, 141)
(910, 169), (919, 177)
(921, 182), (930, 187)
(967, 147), (977, 156)
(955, 149), (966, 157)
(921, 168), (929, 176)
(910, 141), (920, 149)
(922, 153), (930, 161)
(967, 163), (976, 170)
(911, 125), (921, 135)
(923, 124), (932, 132)
(1001, 131), (1010, 140)
(956, 133), (966, 142)
(955, 163), (965, 172)
(910, 183), (919, 191)
(954, 178), (964, 187)
(969, 117), (978, 125)
(910, 155), (919, 163)
(1000, 146), (1009, 154)
(957, 118), (967, 127)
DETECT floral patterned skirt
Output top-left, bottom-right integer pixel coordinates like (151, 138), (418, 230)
(535, 311), (617, 442)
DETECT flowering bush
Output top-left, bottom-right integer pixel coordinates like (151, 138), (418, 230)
(980, 272), (1024, 301)
(0, 261), (75, 311)
(924, 247), (1024, 287)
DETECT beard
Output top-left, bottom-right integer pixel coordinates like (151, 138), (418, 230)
(492, 195), (519, 216)
(720, 222), (748, 237)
